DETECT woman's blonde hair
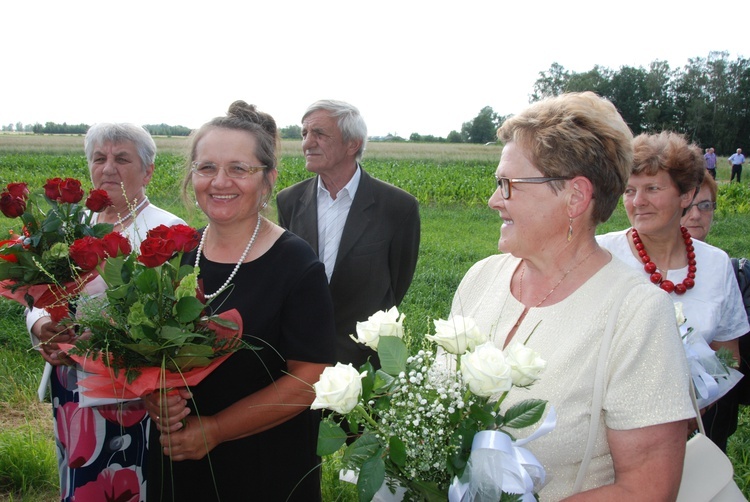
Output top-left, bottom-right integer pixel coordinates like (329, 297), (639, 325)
(498, 91), (633, 223)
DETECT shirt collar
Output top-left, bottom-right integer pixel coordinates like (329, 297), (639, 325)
(317, 164), (362, 200)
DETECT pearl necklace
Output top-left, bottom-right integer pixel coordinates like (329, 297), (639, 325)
(631, 226), (696, 295)
(195, 214), (262, 300)
(94, 196), (149, 229)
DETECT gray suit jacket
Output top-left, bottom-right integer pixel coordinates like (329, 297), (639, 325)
(276, 168), (420, 367)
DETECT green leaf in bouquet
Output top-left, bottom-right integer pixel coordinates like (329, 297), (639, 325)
(40, 211), (63, 233)
(123, 342), (162, 357)
(360, 361), (375, 401)
(102, 256), (126, 288)
(372, 369), (397, 394)
(388, 436), (406, 467)
(449, 426), (475, 474)
(204, 315), (238, 330)
(317, 419), (347, 456)
(470, 401), (496, 429)
(372, 394), (392, 413)
(343, 432), (381, 467)
(175, 296), (205, 323)
(106, 283), (130, 300)
(357, 455), (385, 502)
(377, 336), (408, 376)
(127, 301), (155, 328)
(134, 267), (159, 294)
(502, 399), (547, 429)
(177, 263), (195, 281)
(167, 343), (215, 371)
(158, 324), (194, 343)
(90, 222), (114, 238)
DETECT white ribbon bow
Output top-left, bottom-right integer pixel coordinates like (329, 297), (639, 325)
(448, 406), (557, 502)
(681, 325), (743, 409)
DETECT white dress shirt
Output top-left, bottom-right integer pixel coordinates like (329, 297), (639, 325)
(317, 166), (361, 282)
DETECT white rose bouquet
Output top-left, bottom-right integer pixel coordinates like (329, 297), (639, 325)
(312, 309), (553, 502)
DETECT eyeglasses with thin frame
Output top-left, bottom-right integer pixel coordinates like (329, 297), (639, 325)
(191, 161), (267, 179)
(686, 200), (717, 213)
(494, 176), (572, 199)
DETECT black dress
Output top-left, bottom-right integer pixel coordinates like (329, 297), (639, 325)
(148, 231), (336, 501)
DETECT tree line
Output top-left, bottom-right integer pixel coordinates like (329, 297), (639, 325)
(2, 122), (193, 137)
(530, 51), (749, 154)
(6, 52), (747, 150)
(414, 51), (748, 150)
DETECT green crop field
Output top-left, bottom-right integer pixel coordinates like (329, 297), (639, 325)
(1, 136), (750, 501)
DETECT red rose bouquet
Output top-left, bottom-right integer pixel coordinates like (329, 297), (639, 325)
(62, 224), (247, 399)
(0, 178), (115, 320)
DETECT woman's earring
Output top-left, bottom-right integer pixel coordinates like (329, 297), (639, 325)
(262, 201), (268, 209)
(567, 218), (573, 242)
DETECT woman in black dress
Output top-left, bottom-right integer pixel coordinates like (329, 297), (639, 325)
(144, 101), (336, 501)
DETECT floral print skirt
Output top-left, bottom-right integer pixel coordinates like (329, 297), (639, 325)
(51, 365), (150, 501)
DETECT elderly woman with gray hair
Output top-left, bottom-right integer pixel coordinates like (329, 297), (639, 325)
(27, 123), (184, 502)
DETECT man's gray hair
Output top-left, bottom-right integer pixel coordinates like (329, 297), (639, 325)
(303, 100), (367, 161)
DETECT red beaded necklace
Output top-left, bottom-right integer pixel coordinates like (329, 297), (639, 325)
(631, 226), (696, 295)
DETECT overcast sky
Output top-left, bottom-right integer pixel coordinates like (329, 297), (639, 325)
(2, 0), (747, 138)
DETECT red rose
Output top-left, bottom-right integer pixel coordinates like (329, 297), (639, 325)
(138, 237), (176, 268)
(85, 189), (113, 212)
(70, 236), (107, 271)
(43, 178), (63, 200)
(6, 183), (29, 200)
(0, 192), (26, 218)
(101, 232), (132, 258)
(59, 178), (84, 204)
(146, 225), (170, 240)
(167, 224), (200, 253)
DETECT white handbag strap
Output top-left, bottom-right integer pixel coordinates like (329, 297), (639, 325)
(689, 377), (706, 435)
(573, 287), (630, 493)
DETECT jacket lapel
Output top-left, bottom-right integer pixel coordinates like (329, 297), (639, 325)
(335, 169), (375, 268)
(295, 179), (320, 254)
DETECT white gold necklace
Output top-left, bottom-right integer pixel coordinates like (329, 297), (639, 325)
(195, 214), (262, 300)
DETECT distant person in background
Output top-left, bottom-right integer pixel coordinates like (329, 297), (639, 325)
(276, 99), (420, 369)
(728, 148), (745, 183)
(681, 173), (750, 452)
(704, 147), (717, 179)
(27, 123), (185, 502)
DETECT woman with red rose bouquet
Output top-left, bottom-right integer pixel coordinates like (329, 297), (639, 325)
(26, 123), (184, 502)
(143, 102), (336, 502)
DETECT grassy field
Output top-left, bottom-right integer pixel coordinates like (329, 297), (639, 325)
(1, 137), (750, 500)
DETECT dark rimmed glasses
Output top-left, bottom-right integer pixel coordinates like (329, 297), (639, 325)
(686, 200), (717, 213)
(191, 161), (267, 179)
(495, 176), (571, 199)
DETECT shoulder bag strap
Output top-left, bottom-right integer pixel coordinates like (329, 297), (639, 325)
(573, 286), (630, 493)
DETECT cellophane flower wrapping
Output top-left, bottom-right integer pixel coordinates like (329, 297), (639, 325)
(676, 302), (744, 409)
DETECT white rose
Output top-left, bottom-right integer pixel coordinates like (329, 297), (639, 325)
(310, 363), (367, 414)
(426, 316), (488, 355)
(461, 342), (513, 397)
(350, 307), (405, 350)
(505, 342), (546, 387)
(674, 302), (686, 327)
